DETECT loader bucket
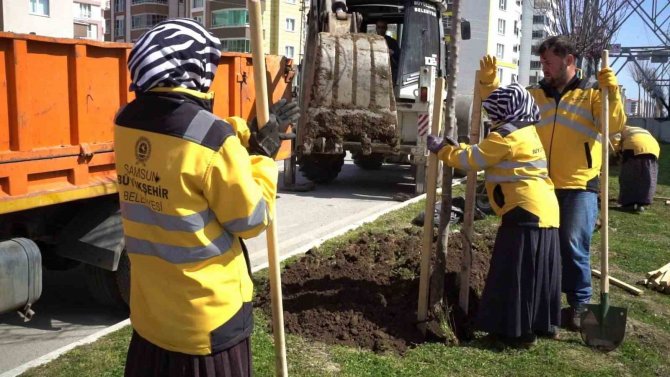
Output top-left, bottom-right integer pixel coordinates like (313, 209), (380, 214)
(300, 32), (399, 154)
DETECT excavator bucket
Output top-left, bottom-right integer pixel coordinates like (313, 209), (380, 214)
(299, 32), (399, 154)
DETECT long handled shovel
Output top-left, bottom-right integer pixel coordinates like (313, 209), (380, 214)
(580, 49), (627, 352)
(247, 0), (288, 374)
(417, 77), (446, 335)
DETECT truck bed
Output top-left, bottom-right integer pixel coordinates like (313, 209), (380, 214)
(0, 32), (294, 215)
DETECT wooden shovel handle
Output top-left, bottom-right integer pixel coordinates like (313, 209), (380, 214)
(600, 50), (610, 295)
(247, 0), (287, 376)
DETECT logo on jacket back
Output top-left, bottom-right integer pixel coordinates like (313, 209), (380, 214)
(135, 137), (151, 164)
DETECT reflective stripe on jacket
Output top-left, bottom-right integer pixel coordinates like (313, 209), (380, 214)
(621, 126), (660, 158)
(115, 91), (277, 355)
(481, 73), (627, 191)
(437, 123), (559, 228)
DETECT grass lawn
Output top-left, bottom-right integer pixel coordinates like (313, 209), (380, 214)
(20, 144), (670, 377)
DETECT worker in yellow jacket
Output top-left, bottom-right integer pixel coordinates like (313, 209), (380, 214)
(477, 36), (626, 331)
(612, 126), (660, 211)
(428, 83), (561, 348)
(114, 19), (298, 377)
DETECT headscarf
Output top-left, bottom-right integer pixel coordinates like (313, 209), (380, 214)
(128, 18), (222, 93)
(482, 83), (540, 126)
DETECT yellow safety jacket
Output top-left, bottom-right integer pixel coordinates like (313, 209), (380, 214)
(619, 126), (660, 158)
(437, 123), (559, 228)
(114, 88), (277, 355)
(482, 73), (626, 191)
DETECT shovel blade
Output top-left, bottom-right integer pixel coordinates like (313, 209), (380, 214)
(580, 304), (628, 352)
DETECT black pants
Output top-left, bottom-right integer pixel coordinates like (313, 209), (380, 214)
(125, 331), (252, 377)
(475, 225), (562, 338)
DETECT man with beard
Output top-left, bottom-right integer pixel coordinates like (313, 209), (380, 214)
(476, 36), (626, 332)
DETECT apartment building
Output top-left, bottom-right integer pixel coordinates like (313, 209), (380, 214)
(105, 0), (305, 63)
(518, 0), (557, 85)
(455, 0), (523, 96)
(1, 0), (104, 40)
(625, 99), (639, 117)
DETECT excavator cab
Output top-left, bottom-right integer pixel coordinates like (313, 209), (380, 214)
(295, 0), (467, 191)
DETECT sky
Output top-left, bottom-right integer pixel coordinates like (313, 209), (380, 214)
(610, 0), (668, 102)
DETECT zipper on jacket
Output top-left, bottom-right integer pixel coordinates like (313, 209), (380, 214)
(547, 101), (560, 176)
(583, 142), (592, 168)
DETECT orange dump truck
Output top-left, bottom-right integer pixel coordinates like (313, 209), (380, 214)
(0, 32), (295, 316)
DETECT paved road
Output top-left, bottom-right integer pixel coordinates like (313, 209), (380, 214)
(0, 156), (417, 373)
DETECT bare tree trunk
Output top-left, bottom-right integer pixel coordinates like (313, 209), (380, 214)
(430, 0), (461, 314)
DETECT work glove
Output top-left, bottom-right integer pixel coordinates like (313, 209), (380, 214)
(597, 67), (619, 90)
(270, 98), (300, 132)
(479, 55), (498, 84)
(426, 134), (458, 154)
(248, 99), (300, 158)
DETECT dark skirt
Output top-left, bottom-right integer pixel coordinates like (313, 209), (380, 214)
(475, 226), (561, 338)
(619, 153), (658, 206)
(124, 331), (252, 377)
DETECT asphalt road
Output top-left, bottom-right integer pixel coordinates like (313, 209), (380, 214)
(0, 156), (418, 373)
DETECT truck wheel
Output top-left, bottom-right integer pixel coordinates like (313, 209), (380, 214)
(353, 153), (384, 170)
(475, 182), (494, 215)
(84, 250), (130, 311)
(299, 154), (345, 183)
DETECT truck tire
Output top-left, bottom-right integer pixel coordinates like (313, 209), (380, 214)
(353, 153), (384, 170)
(84, 250), (130, 311)
(475, 182), (495, 215)
(299, 153), (345, 183)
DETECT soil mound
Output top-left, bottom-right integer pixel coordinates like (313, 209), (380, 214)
(256, 225), (497, 354)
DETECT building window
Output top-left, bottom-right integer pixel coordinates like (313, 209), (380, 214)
(212, 9), (249, 28)
(88, 24), (98, 39)
(115, 18), (125, 36)
(530, 61), (542, 69)
(221, 39), (251, 53)
(499, 0), (507, 10)
(193, 0), (204, 8)
(285, 45), (295, 58)
(30, 0), (49, 16)
(444, 16), (452, 29)
(514, 20), (519, 36)
(529, 75), (538, 84)
(496, 43), (504, 59)
(285, 18), (296, 32)
(131, 0), (168, 4)
(532, 30), (545, 39)
(114, 0), (123, 12)
(105, 19), (111, 34)
(131, 14), (167, 30)
(497, 19), (506, 35)
(511, 74), (518, 83)
(193, 15), (203, 25)
(533, 15), (545, 24)
(498, 68), (504, 82)
(75, 3), (92, 19)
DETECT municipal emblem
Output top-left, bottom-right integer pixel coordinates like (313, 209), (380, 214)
(135, 137), (151, 164)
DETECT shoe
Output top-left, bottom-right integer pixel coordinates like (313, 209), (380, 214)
(635, 205), (646, 212)
(536, 326), (560, 340)
(502, 333), (537, 349)
(561, 306), (586, 332)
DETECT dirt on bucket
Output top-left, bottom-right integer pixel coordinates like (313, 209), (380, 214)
(255, 224), (498, 354)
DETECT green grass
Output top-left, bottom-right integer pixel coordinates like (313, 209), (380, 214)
(21, 145), (670, 377)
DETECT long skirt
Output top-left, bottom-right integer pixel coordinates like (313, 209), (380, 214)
(475, 225), (561, 338)
(124, 331), (252, 377)
(619, 153), (658, 207)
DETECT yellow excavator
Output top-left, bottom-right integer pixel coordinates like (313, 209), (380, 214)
(293, 0), (471, 193)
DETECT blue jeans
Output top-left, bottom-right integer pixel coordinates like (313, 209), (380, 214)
(555, 189), (598, 307)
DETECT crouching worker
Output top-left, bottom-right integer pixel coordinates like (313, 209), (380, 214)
(613, 126), (660, 212)
(427, 83), (561, 348)
(115, 19), (298, 377)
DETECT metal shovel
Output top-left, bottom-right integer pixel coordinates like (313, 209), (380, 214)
(580, 50), (627, 352)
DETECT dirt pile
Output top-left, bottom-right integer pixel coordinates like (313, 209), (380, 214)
(256, 225), (497, 354)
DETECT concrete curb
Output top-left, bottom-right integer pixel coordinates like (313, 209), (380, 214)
(1, 318), (131, 377)
(5, 179), (466, 376)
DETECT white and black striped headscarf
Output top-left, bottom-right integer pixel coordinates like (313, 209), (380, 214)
(482, 83), (540, 126)
(128, 18), (222, 93)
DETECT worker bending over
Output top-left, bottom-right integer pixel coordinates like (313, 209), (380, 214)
(613, 125), (660, 212)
